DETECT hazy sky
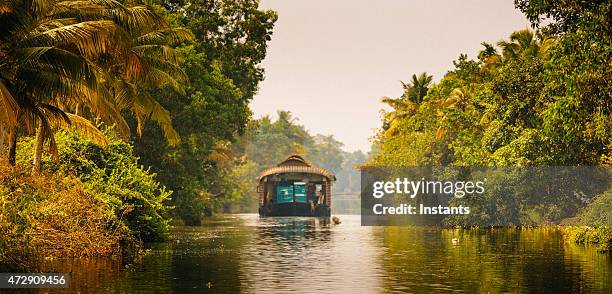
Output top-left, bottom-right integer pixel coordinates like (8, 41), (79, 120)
(250, 0), (530, 152)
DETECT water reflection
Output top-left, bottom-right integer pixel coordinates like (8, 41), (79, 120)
(378, 227), (612, 293)
(239, 216), (382, 293)
(24, 214), (612, 293)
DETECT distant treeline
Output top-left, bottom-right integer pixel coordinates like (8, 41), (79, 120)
(222, 110), (367, 213)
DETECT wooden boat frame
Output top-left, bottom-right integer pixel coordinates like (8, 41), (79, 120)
(257, 155), (335, 217)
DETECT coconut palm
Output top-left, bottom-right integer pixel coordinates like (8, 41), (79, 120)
(379, 72), (432, 137)
(497, 29), (554, 61)
(442, 86), (474, 111)
(380, 96), (418, 137)
(478, 42), (502, 73)
(478, 29), (554, 75)
(434, 85), (476, 140)
(401, 72), (433, 104)
(96, 23), (192, 144)
(0, 0), (116, 166)
(0, 0), (190, 173)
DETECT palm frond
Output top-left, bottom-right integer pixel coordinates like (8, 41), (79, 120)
(26, 20), (116, 50)
(132, 91), (179, 145)
(142, 67), (184, 94)
(132, 44), (179, 62)
(136, 27), (194, 46)
(208, 142), (234, 165)
(64, 113), (108, 146)
(0, 1), (13, 14)
(0, 80), (19, 127)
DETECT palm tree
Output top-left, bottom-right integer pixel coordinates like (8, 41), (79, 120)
(478, 42), (502, 73)
(97, 23), (192, 144)
(379, 72), (432, 137)
(478, 29), (554, 74)
(1, 0), (191, 173)
(401, 72), (433, 104)
(442, 86), (474, 111)
(497, 29), (554, 61)
(433, 85), (477, 140)
(1, 0), (116, 166)
(380, 96), (418, 137)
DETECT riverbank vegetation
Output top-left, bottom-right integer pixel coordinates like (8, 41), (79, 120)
(366, 1), (611, 244)
(1, 0), (610, 269)
(1, 129), (172, 270)
(0, 0), (277, 268)
(563, 226), (612, 253)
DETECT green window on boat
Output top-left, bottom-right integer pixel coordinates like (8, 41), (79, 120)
(294, 182), (307, 203)
(276, 185), (294, 203)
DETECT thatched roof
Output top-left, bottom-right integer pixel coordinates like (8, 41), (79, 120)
(258, 155), (336, 181)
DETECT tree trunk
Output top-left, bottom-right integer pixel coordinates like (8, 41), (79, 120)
(7, 126), (17, 166)
(32, 122), (44, 174)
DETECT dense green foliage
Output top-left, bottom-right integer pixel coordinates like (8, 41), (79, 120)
(2, 128), (173, 269)
(0, 0), (191, 172)
(575, 189), (612, 227)
(17, 129), (172, 242)
(131, 0), (277, 225)
(0, 0), (195, 268)
(0, 161), (130, 271)
(1, 0), (279, 226)
(564, 226), (612, 252)
(368, 0), (611, 226)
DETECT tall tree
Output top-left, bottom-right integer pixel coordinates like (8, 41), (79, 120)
(496, 29), (553, 61)
(380, 72), (433, 137)
(0, 0), (116, 165)
(402, 72), (433, 104)
(132, 0), (277, 224)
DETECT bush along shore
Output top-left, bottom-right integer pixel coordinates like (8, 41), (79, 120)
(563, 227), (612, 253)
(0, 130), (172, 271)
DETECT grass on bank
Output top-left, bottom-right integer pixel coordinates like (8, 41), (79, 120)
(563, 227), (612, 253)
(0, 163), (129, 270)
(0, 130), (173, 271)
(564, 189), (612, 252)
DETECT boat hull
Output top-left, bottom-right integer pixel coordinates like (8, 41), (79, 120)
(259, 203), (330, 217)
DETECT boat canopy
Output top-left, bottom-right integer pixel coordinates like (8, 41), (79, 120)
(257, 155), (336, 181)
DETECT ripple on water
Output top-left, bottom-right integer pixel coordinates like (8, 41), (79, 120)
(37, 214), (612, 293)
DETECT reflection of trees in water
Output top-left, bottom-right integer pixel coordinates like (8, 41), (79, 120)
(166, 217), (251, 293)
(39, 217), (610, 293)
(44, 216), (252, 293)
(379, 227), (610, 293)
(241, 215), (383, 293)
(40, 258), (125, 293)
(258, 217), (332, 242)
(562, 242), (612, 291)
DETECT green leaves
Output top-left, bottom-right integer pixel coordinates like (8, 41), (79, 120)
(368, 3), (611, 225)
(17, 129), (172, 241)
(1, 0), (196, 170)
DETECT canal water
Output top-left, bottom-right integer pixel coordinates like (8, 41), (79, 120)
(46, 214), (610, 293)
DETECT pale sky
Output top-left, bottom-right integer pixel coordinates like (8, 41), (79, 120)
(251, 0), (530, 152)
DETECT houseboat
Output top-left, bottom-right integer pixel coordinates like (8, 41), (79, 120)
(258, 155), (335, 217)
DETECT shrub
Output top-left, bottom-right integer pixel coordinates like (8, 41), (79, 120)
(564, 226), (612, 253)
(0, 162), (128, 271)
(16, 129), (172, 242)
(576, 189), (612, 227)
